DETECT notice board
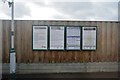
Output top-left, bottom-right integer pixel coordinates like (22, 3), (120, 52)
(32, 26), (48, 50)
(82, 27), (97, 50)
(49, 26), (65, 50)
(66, 27), (81, 50)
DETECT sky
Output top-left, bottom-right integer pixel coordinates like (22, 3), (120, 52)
(0, 0), (119, 21)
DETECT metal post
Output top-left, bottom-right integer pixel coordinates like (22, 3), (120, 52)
(10, 0), (16, 79)
(2, 0), (16, 79)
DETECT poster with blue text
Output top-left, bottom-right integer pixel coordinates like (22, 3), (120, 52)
(66, 27), (81, 50)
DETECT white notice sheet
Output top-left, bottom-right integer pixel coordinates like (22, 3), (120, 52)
(50, 26), (64, 50)
(82, 27), (96, 50)
(33, 26), (47, 50)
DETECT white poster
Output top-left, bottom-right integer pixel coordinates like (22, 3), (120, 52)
(50, 26), (64, 50)
(66, 27), (81, 50)
(82, 27), (96, 50)
(33, 26), (48, 50)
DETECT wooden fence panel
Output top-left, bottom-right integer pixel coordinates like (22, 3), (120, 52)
(2, 20), (119, 63)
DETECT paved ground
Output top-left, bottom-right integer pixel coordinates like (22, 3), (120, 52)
(1, 72), (119, 80)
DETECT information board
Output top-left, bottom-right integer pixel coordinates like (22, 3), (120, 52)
(82, 27), (96, 50)
(66, 27), (81, 50)
(32, 26), (48, 50)
(50, 26), (64, 50)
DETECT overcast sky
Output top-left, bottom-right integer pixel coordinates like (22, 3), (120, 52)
(0, 0), (119, 21)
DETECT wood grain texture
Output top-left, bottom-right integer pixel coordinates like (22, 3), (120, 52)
(118, 23), (120, 62)
(2, 20), (119, 63)
(2, 20), (11, 63)
(106, 22), (112, 61)
(0, 20), (2, 62)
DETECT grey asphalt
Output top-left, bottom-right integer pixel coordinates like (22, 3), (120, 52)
(1, 72), (119, 80)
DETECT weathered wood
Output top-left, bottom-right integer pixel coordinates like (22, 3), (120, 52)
(0, 20), (2, 63)
(2, 20), (119, 63)
(101, 22), (107, 61)
(96, 22), (102, 62)
(3, 20), (11, 63)
(118, 23), (120, 62)
(114, 22), (118, 61)
(90, 21), (97, 62)
(15, 21), (21, 63)
(106, 22), (112, 61)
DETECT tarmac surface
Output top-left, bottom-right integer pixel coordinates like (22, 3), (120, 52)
(1, 72), (119, 80)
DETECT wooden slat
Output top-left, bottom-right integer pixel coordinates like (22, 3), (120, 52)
(101, 22), (107, 61)
(21, 21), (26, 62)
(116, 22), (119, 62)
(4, 21), (8, 62)
(114, 22), (118, 61)
(25, 21), (28, 62)
(106, 22), (112, 62)
(112, 22), (116, 62)
(24, 21), (28, 62)
(2, 21), (6, 62)
(5, 21), (11, 63)
(15, 21), (22, 63)
(0, 20), (2, 62)
(90, 21), (97, 62)
(118, 23), (120, 62)
(28, 21), (33, 63)
(96, 22), (102, 62)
